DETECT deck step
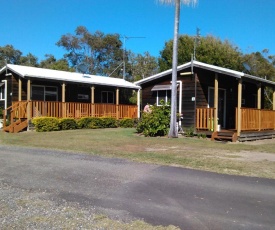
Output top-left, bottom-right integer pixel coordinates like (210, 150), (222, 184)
(3, 118), (28, 133)
(211, 131), (238, 142)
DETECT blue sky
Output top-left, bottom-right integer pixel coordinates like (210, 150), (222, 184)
(1, 0), (275, 62)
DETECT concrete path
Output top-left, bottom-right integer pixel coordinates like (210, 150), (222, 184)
(1, 145), (275, 229)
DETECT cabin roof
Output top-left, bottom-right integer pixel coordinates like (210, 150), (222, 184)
(134, 60), (275, 87)
(0, 64), (140, 90)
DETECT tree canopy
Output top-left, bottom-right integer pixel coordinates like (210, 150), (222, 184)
(159, 35), (243, 71)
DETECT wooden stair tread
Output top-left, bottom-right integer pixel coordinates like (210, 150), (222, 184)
(211, 131), (237, 142)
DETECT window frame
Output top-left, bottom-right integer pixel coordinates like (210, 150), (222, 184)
(156, 90), (171, 106)
(101, 91), (115, 104)
(31, 85), (58, 101)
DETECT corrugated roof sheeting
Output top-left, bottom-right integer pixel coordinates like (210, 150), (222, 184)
(0, 64), (140, 90)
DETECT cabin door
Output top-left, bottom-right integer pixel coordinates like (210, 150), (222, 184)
(208, 88), (226, 128)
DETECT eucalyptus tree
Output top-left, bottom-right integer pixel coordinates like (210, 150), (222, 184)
(159, 0), (197, 138)
(56, 26), (124, 76)
(0, 45), (22, 66)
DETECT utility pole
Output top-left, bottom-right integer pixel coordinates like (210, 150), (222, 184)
(193, 28), (200, 60)
(121, 36), (145, 79)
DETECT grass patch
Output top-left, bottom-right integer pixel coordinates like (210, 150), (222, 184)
(0, 128), (275, 179)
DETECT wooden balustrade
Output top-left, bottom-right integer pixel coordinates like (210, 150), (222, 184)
(8, 101), (138, 121)
(236, 108), (275, 131)
(196, 108), (216, 130)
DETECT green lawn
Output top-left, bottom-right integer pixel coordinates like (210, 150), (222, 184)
(1, 128), (275, 179)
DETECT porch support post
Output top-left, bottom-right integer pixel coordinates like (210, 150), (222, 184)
(237, 79), (242, 136)
(62, 83), (66, 117)
(214, 73), (218, 132)
(137, 89), (140, 119)
(257, 83), (261, 109)
(273, 88), (275, 130)
(18, 78), (22, 101)
(116, 88), (119, 119)
(257, 83), (262, 131)
(27, 79), (31, 123)
(91, 86), (95, 117)
(62, 83), (66, 103)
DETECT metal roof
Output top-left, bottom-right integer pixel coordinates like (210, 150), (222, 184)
(135, 61), (275, 87)
(0, 64), (140, 90)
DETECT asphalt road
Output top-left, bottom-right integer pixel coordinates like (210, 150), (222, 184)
(1, 145), (275, 230)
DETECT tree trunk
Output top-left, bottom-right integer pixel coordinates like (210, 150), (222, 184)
(168, 0), (180, 138)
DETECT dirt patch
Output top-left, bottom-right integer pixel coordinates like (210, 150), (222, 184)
(234, 151), (275, 162)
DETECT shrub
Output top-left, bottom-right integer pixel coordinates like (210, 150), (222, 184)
(77, 117), (94, 129)
(136, 100), (171, 137)
(185, 127), (195, 137)
(89, 117), (104, 129)
(59, 118), (77, 130)
(100, 117), (117, 128)
(77, 117), (117, 129)
(118, 118), (136, 128)
(0, 107), (3, 119)
(32, 117), (60, 132)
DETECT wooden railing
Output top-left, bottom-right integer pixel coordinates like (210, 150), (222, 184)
(7, 101), (138, 121)
(196, 108), (216, 130)
(236, 108), (275, 131)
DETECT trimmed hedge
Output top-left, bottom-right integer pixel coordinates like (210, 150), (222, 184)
(32, 117), (60, 132)
(59, 118), (78, 130)
(118, 118), (136, 128)
(31, 117), (136, 132)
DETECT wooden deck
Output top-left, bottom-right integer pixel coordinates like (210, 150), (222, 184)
(3, 101), (138, 133)
(197, 129), (275, 142)
(196, 107), (275, 141)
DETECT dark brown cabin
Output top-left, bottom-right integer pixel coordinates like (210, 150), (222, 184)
(135, 61), (275, 141)
(0, 64), (140, 133)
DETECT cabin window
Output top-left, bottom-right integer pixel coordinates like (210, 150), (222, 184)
(32, 85), (58, 101)
(0, 83), (5, 100)
(101, 91), (114, 104)
(157, 90), (171, 106)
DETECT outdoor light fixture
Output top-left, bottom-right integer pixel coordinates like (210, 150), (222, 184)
(180, 72), (193, 75)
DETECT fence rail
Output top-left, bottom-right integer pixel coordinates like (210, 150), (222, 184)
(236, 108), (275, 131)
(9, 101), (138, 120)
(196, 108), (216, 130)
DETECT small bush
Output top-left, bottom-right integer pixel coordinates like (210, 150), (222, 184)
(0, 107), (3, 119)
(185, 127), (195, 137)
(59, 118), (77, 130)
(89, 117), (104, 129)
(32, 117), (60, 132)
(136, 101), (170, 137)
(100, 117), (117, 128)
(118, 118), (135, 128)
(77, 117), (94, 129)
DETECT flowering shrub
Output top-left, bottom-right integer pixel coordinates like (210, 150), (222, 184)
(136, 100), (171, 137)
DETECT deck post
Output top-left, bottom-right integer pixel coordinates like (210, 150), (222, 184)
(18, 78), (22, 101)
(62, 83), (66, 117)
(237, 79), (242, 136)
(116, 88), (119, 119)
(27, 79), (31, 124)
(91, 86), (95, 117)
(257, 83), (261, 130)
(214, 73), (218, 132)
(273, 88), (275, 130)
(137, 89), (140, 118)
(257, 83), (261, 109)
